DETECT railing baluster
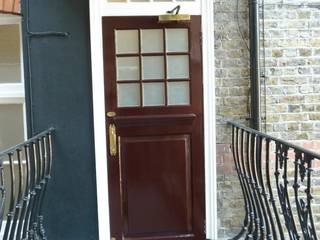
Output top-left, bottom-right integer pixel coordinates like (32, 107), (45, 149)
(37, 136), (47, 240)
(20, 144), (31, 240)
(240, 130), (255, 240)
(275, 143), (296, 239)
(283, 144), (299, 239)
(0, 159), (5, 234)
(240, 129), (256, 239)
(3, 153), (16, 240)
(24, 142), (36, 240)
(250, 133), (266, 239)
(246, 133), (259, 238)
(39, 132), (53, 240)
(255, 136), (271, 239)
(306, 154), (317, 239)
(30, 139), (42, 236)
(28, 142), (39, 239)
(10, 149), (24, 240)
(231, 127), (249, 239)
(265, 139), (284, 239)
(244, 132), (257, 239)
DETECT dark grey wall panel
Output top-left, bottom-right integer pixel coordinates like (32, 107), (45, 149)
(21, 0), (99, 239)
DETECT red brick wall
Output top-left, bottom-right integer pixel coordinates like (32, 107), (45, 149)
(0, 0), (20, 15)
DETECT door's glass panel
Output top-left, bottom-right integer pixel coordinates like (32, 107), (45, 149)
(0, 104), (24, 151)
(116, 57), (140, 81)
(115, 30), (139, 54)
(167, 81), (190, 105)
(167, 55), (189, 79)
(142, 56), (164, 80)
(117, 83), (140, 107)
(0, 25), (21, 83)
(143, 82), (165, 106)
(166, 28), (188, 53)
(141, 29), (163, 53)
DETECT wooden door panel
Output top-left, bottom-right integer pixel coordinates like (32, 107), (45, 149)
(103, 16), (205, 240)
(121, 135), (192, 237)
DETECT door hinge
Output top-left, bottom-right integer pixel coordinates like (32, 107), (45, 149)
(204, 219), (206, 234)
(200, 32), (203, 46)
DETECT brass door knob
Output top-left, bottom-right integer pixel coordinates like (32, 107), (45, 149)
(107, 111), (116, 118)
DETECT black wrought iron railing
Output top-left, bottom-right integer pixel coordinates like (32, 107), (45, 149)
(0, 128), (54, 240)
(229, 121), (320, 240)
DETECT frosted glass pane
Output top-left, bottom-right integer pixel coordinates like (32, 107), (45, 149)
(167, 55), (189, 79)
(142, 56), (164, 80)
(168, 82), (190, 105)
(115, 30), (139, 54)
(117, 83), (140, 107)
(143, 83), (165, 106)
(0, 104), (24, 151)
(141, 29), (163, 53)
(116, 57), (140, 81)
(166, 28), (188, 52)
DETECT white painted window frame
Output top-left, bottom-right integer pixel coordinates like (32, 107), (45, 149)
(89, 1), (217, 239)
(0, 15), (27, 140)
(100, 1), (201, 16)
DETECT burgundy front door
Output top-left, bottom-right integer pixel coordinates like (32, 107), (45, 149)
(103, 16), (205, 240)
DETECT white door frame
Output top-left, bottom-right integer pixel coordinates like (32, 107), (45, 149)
(89, 1), (217, 239)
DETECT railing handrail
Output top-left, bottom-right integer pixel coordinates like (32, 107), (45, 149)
(0, 127), (55, 159)
(228, 121), (320, 160)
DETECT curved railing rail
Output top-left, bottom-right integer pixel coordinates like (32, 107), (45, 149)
(229, 121), (320, 240)
(0, 128), (54, 240)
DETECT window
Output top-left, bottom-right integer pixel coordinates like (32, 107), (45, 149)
(101, 0), (200, 16)
(115, 28), (191, 107)
(0, 15), (25, 152)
